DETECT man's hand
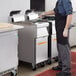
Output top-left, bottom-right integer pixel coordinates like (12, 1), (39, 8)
(63, 28), (68, 37)
(39, 12), (45, 18)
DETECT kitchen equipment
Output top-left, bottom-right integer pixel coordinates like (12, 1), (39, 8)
(9, 10), (49, 70)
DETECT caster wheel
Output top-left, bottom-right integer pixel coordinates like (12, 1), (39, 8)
(32, 64), (36, 71)
(54, 56), (58, 62)
(32, 66), (36, 71)
(40, 62), (45, 67)
(47, 60), (51, 65)
(11, 71), (17, 76)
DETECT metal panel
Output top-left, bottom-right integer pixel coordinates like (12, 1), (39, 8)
(69, 26), (76, 47)
(51, 35), (58, 58)
(36, 37), (48, 64)
(0, 30), (18, 73)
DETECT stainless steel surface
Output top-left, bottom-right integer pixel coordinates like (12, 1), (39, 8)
(13, 22), (49, 69)
(69, 26), (76, 47)
(0, 30), (18, 75)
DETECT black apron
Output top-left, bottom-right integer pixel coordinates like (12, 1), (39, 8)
(55, 11), (68, 45)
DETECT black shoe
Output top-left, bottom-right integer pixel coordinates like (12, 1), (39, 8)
(56, 72), (71, 76)
(52, 66), (62, 71)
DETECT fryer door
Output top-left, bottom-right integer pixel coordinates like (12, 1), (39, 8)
(36, 36), (48, 64)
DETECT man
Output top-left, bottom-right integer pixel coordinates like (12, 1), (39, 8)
(40, 0), (73, 76)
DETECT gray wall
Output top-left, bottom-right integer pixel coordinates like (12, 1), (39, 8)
(0, 0), (30, 22)
(72, 0), (76, 11)
(45, 0), (57, 11)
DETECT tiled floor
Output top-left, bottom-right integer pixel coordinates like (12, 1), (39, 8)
(18, 61), (57, 76)
(3, 47), (76, 76)
(18, 47), (76, 76)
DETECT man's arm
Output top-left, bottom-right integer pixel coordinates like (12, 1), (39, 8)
(63, 14), (72, 37)
(65, 14), (72, 29)
(40, 10), (55, 18)
(62, 0), (73, 37)
(42, 10), (55, 16)
(62, 0), (73, 29)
